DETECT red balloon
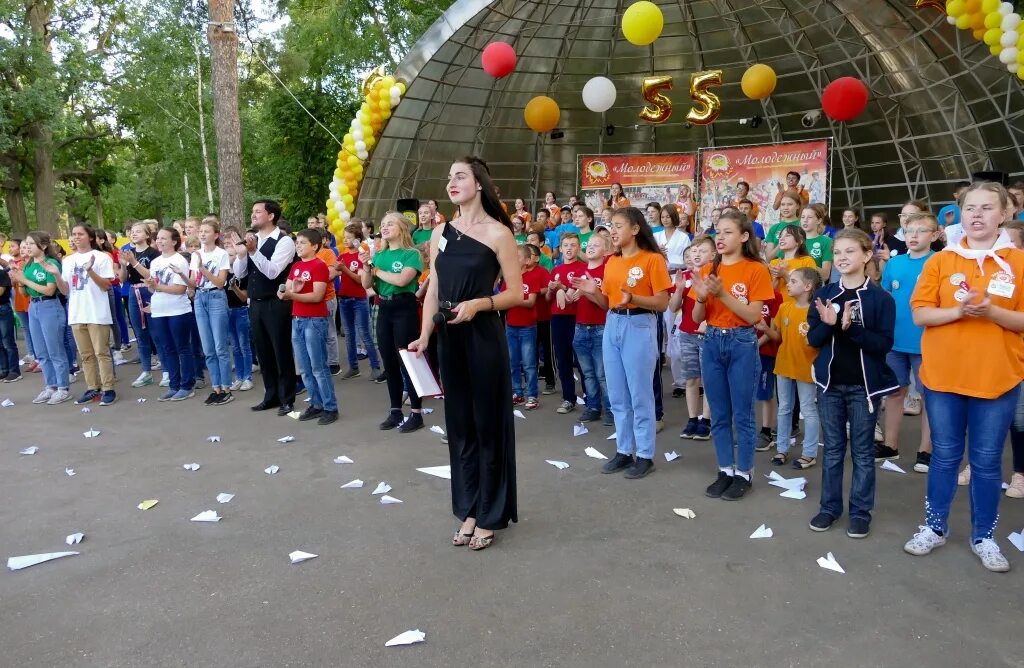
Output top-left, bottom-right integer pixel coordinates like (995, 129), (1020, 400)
(481, 42), (516, 78)
(821, 77), (869, 122)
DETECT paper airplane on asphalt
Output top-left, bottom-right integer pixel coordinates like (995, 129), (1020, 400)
(584, 446), (607, 460)
(429, 425), (445, 435)
(816, 551), (845, 574)
(289, 550), (317, 564)
(7, 551), (79, 571)
(190, 510), (221, 522)
(1009, 531), (1024, 552)
(880, 460), (907, 474)
(65, 468), (75, 476)
(136, 398), (146, 403)
(385, 629), (425, 647)
(576, 397), (585, 405)
(207, 436), (221, 443)
(265, 465), (280, 475)
(546, 460), (569, 470)
(380, 495), (403, 505)
(333, 456), (354, 464)
(287, 411), (301, 420)
(606, 433), (616, 440)
(750, 524), (774, 539)
(780, 488), (807, 500)
(372, 482), (392, 495)
(183, 463), (200, 471)
(83, 429), (100, 438)
(66, 532), (84, 545)
(216, 493), (234, 504)
(20, 446), (38, 455)
(421, 407), (434, 415)
(766, 471), (807, 491)
(137, 499), (159, 510)
(513, 410), (525, 419)
(416, 465), (451, 479)
(664, 451), (680, 462)
(673, 508), (696, 519)
(80, 407), (90, 413)
(276, 436), (295, 443)
(1, 398), (14, 407)
(574, 423), (589, 437)
(340, 479), (364, 489)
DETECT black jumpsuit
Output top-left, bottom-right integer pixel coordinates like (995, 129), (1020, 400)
(434, 223), (517, 530)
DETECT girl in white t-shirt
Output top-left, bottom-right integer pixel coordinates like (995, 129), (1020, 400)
(179, 219), (233, 405)
(146, 227), (196, 401)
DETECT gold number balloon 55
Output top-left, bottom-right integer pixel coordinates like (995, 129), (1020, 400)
(686, 70), (723, 125)
(639, 75), (673, 124)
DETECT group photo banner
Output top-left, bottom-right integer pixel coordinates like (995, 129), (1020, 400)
(696, 139), (832, 230)
(578, 153), (696, 215)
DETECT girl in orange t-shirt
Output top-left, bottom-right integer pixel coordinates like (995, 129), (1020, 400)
(606, 183), (630, 210)
(769, 224), (818, 303)
(576, 207), (670, 479)
(903, 182), (1024, 572)
(689, 211), (774, 500)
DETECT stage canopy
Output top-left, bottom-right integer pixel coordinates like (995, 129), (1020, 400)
(356, 0), (1024, 219)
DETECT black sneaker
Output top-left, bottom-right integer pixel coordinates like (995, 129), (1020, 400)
(874, 444), (900, 462)
(623, 457), (655, 479)
(671, 387), (685, 398)
(847, 517), (871, 539)
(756, 429), (774, 451)
(809, 513), (836, 532)
(579, 408), (601, 423)
(317, 410), (339, 425)
(721, 474), (752, 500)
(218, 391), (234, 405)
(399, 412), (424, 433)
(204, 392), (219, 406)
(913, 451), (931, 473)
(74, 389), (101, 405)
(601, 453), (634, 474)
(341, 368), (360, 380)
(299, 406), (324, 421)
(601, 412), (614, 427)
(329, 365), (342, 376)
(374, 373), (388, 384)
(680, 417), (698, 439)
(705, 471), (734, 498)
(379, 410), (403, 430)
(692, 419), (711, 440)
(542, 383), (556, 395)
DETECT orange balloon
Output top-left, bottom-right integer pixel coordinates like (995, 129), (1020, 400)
(524, 96), (560, 133)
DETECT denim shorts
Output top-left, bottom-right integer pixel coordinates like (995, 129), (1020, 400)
(756, 354), (776, 401)
(677, 331), (703, 381)
(886, 351), (921, 389)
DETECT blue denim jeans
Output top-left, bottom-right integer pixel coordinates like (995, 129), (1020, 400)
(923, 386), (1019, 542)
(507, 324), (538, 398)
(16, 309), (33, 357)
(776, 377), (819, 459)
(338, 296), (380, 370)
(228, 306), (253, 382)
(127, 286), (155, 372)
(292, 316), (337, 412)
(818, 384), (878, 521)
(701, 326), (760, 473)
(573, 323), (610, 414)
(64, 318), (77, 369)
(150, 313), (196, 392)
(194, 289), (232, 389)
(28, 299), (69, 389)
(603, 312), (658, 459)
(0, 304), (20, 375)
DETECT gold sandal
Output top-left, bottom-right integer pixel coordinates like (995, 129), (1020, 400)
(468, 533), (495, 551)
(452, 531), (473, 546)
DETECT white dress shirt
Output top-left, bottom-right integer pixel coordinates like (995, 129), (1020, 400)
(655, 227), (691, 269)
(233, 226), (296, 280)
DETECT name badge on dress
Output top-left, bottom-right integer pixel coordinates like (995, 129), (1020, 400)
(438, 237), (448, 253)
(987, 272), (1015, 298)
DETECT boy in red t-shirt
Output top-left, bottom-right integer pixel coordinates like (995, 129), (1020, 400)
(754, 289), (783, 448)
(569, 233), (612, 424)
(280, 229), (337, 425)
(504, 246), (543, 408)
(524, 244), (555, 394)
(668, 239), (714, 439)
(547, 233), (585, 413)
(336, 223), (382, 380)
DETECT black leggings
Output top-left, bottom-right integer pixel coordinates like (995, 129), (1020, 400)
(376, 295), (422, 411)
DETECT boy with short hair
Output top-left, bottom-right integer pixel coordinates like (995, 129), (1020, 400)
(548, 234), (584, 413)
(669, 236), (714, 439)
(505, 246), (543, 409)
(569, 233), (611, 424)
(524, 243), (555, 395)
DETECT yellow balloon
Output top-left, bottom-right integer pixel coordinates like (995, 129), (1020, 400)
(343, 133), (353, 144)
(984, 28), (1002, 44)
(357, 111), (369, 124)
(352, 164), (363, 175)
(338, 183), (349, 197)
(342, 194), (354, 207)
(334, 168), (343, 179)
(378, 88), (390, 101)
(381, 109), (392, 120)
(382, 76), (396, 90)
(1018, 68), (1024, 80)
(985, 12), (1003, 28)
(365, 135), (376, 148)
(396, 82), (407, 95)
(378, 99), (391, 112)
(740, 64), (777, 100)
(363, 124), (373, 137)
(956, 14), (971, 28)
(981, 0), (999, 12)
(621, 1), (664, 46)
(991, 44), (1003, 55)
(1018, 48), (1024, 63)
(347, 154), (360, 168)
(947, 0), (965, 16)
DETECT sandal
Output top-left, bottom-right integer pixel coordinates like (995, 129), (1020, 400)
(452, 531), (474, 547)
(771, 453), (788, 466)
(793, 456), (817, 470)
(468, 533), (495, 551)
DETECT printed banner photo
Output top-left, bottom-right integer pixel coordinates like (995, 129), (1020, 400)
(696, 139), (831, 231)
(578, 153), (697, 218)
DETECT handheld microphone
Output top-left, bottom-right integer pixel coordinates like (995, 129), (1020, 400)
(433, 310), (454, 326)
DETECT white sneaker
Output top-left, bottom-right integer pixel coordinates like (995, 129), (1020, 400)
(904, 526), (947, 556)
(874, 423), (884, 443)
(1006, 472), (1024, 499)
(903, 393), (922, 416)
(159, 372), (170, 387)
(958, 465), (971, 486)
(112, 350), (128, 366)
(229, 379), (242, 391)
(152, 359), (161, 370)
(972, 538), (1010, 572)
(132, 372), (154, 388)
(32, 388), (55, 404)
(47, 388), (71, 405)
(239, 379), (253, 391)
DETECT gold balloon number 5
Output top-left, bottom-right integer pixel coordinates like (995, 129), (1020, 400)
(639, 75), (673, 123)
(686, 70), (723, 125)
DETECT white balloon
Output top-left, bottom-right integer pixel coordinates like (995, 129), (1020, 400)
(353, 128), (364, 141)
(390, 94), (401, 106)
(357, 150), (369, 160)
(341, 211), (351, 222)
(1001, 30), (1019, 47)
(947, 15), (958, 24)
(355, 140), (366, 152)
(1001, 13), (1021, 31)
(581, 76), (617, 113)
(390, 85), (401, 97)
(329, 183), (339, 195)
(1000, 2), (1014, 16)
(999, 46), (1017, 63)
(1009, 62), (1021, 73)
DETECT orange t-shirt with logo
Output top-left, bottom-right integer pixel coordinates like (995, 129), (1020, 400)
(911, 246), (1024, 398)
(773, 301), (817, 383)
(315, 247), (338, 301)
(690, 258), (774, 329)
(601, 250), (672, 309)
(770, 256), (818, 304)
(610, 196), (631, 209)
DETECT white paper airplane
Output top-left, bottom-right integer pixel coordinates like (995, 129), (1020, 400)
(276, 436), (295, 443)
(513, 410), (525, 419)
(576, 396), (585, 406)
(65, 468), (75, 476)
(190, 510), (221, 522)
(584, 446), (607, 460)
(766, 471), (807, 491)
(333, 456), (354, 464)
(83, 429), (100, 438)
(340, 479), (364, 489)
(673, 508), (696, 519)
(1, 398), (14, 407)
(287, 411), (301, 420)
(606, 433), (617, 440)
(80, 407), (90, 413)
(816, 551), (845, 574)
(136, 398), (147, 403)
(264, 465), (280, 475)
(207, 436), (221, 443)
(19, 446), (38, 455)
(750, 524), (774, 539)
(421, 407), (434, 415)
(385, 629), (426, 647)
(780, 488), (807, 500)
(664, 451), (680, 462)
(546, 460), (570, 470)
(216, 493), (234, 504)
(416, 465), (451, 479)
(380, 495), (403, 505)
(65, 532), (84, 545)
(7, 551), (79, 571)
(880, 460), (907, 474)
(137, 499), (159, 510)
(183, 463), (200, 471)
(429, 425), (445, 435)
(1009, 531), (1024, 553)
(574, 423), (589, 437)
(372, 482), (392, 495)
(289, 550), (317, 564)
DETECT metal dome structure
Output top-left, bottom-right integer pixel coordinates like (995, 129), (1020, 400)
(356, 0), (1024, 221)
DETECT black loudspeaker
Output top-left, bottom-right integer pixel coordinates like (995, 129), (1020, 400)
(971, 171), (1009, 186)
(397, 198), (420, 227)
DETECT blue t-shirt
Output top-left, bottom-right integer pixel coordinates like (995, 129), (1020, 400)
(545, 223), (579, 255)
(753, 222), (765, 240)
(880, 251), (933, 354)
(649, 225), (665, 234)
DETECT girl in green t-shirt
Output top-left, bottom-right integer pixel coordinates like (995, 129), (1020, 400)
(764, 191), (803, 259)
(359, 212), (425, 433)
(800, 204), (834, 281)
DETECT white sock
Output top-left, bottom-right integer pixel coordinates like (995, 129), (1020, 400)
(719, 466), (734, 476)
(698, 415), (705, 420)
(735, 470), (751, 481)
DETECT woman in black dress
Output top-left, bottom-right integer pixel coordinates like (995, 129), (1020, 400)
(408, 157), (522, 551)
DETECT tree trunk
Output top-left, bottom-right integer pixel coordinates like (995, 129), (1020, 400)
(195, 42), (215, 214)
(1, 156), (28, 237)
(178, 134), (191, 216)
(206, 0), (243, 226)
(31, 123), (59, 235)
(91, 184), (104, 230)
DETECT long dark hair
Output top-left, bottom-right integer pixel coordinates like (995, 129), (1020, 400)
(457, 156), (513, 232)
(71, 224), (101, 251)
(27, 231), (62, 263)
(613, 207), (663, 257)
(778, 224), (809, 258)
(606, 182), (625, 206)
(96, 230), (114, 253)
(711, 211), (764, 276)
(661, 204), (681, 229)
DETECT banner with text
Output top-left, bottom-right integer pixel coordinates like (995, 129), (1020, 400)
(696, 139), (831, 230)
(578, 153), (697, 217)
